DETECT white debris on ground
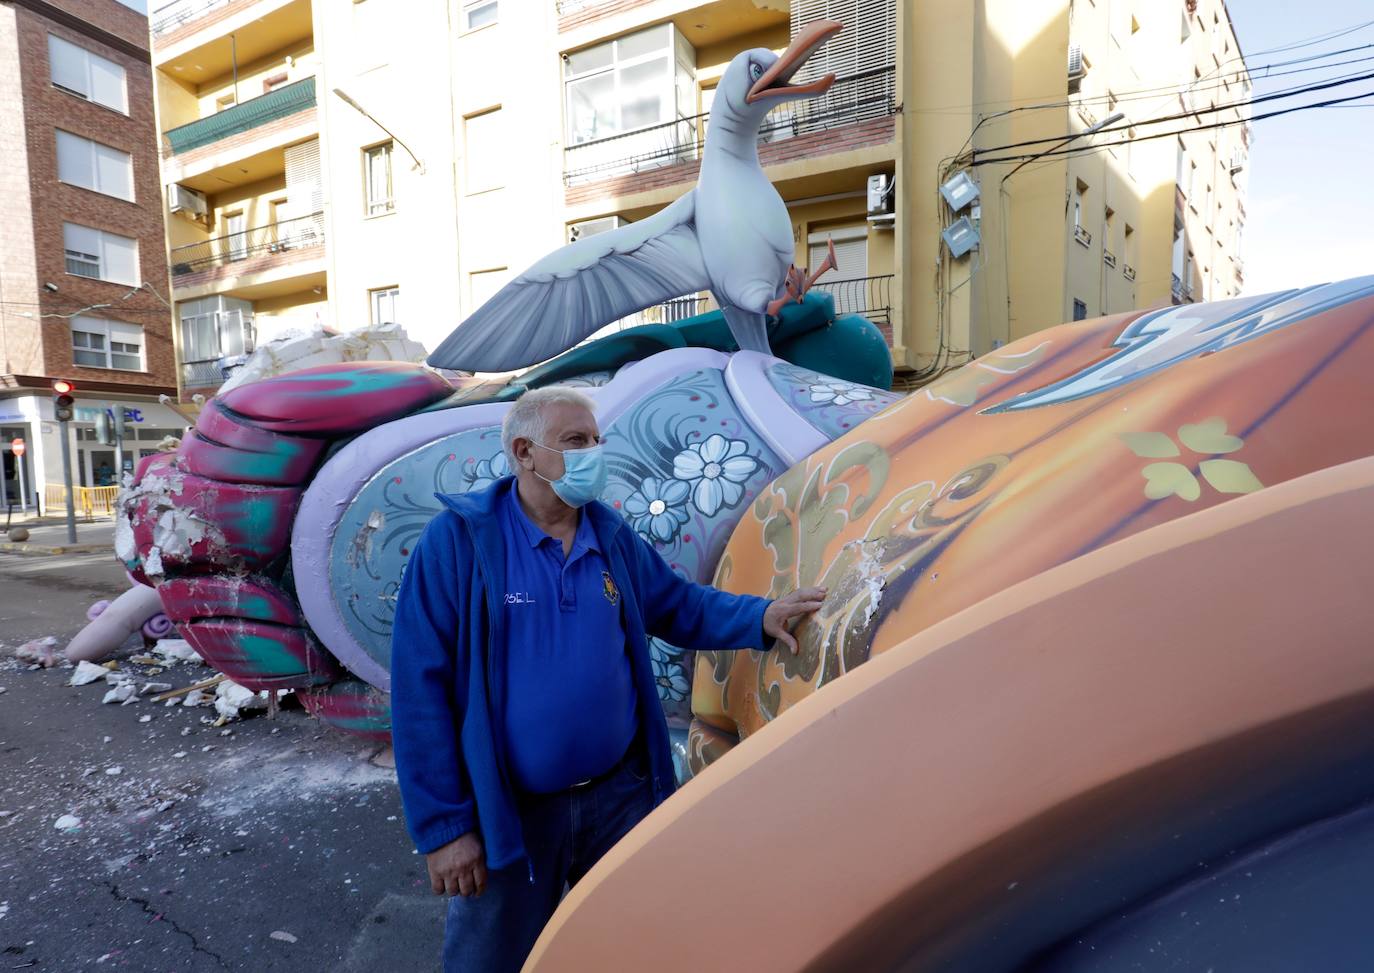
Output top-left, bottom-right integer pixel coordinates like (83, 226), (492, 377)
(214, 680), (269, 721)
(269, 930), (298, 944)
(101, 684), (136, 705)
(217, 321), (429, 395)
(69, 661), (109, 687)
(53, 814), (81, 832)
(151, 639), (202, 666)
(14, 636), (60, 668)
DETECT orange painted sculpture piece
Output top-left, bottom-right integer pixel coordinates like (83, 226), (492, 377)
(688, 278), (1374, 767)
(526, 457), (1374, 971)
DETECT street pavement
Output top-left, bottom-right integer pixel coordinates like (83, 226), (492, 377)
(0, 548), (446, 971)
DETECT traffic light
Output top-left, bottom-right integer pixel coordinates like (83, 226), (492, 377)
(52, 379), (75, 422)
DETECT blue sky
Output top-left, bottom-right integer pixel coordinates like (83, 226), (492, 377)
(1229, 1), (1374, 292)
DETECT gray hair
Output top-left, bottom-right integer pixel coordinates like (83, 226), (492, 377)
(502, 386), (597, 466)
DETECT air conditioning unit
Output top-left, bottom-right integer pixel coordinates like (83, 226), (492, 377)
(1067, 44), (1086, 79)
(867, 173), (895, 226)
(1228, 149), (1245, 174)
(1103, 249), (1117, 268)
(568, 215), (625, 244)
(168, 184), (208, 217)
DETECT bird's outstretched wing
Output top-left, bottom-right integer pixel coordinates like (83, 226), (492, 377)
(428, 191), (710, 372)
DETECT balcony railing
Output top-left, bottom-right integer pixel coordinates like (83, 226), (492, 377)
(151, 0), (234, 35)
(615, 295), (710, 330)
(170, 211), (324, 277)
(811, 275), (894, 323)
(182, 356), (247, 388)
(563, 66), (897, 186)
(164, 76), (315, 155)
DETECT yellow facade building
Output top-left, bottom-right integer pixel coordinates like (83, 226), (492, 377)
(148, 0), (1248, 393)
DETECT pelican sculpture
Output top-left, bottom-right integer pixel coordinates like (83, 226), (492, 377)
(427, 20), (845, 373)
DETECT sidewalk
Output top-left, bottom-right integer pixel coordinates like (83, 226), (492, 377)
(0, 516), (116, 555)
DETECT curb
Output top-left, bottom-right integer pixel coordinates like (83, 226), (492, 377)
(0, 542), (113, 556)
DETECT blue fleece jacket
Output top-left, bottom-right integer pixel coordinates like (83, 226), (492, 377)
(390, 476), (771, 868)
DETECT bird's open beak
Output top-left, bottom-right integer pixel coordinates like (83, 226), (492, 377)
(746, 20), (843, 105)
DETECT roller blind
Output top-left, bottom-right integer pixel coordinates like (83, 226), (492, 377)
(47, 34), (127, 113)
(101, 232), (138, 286)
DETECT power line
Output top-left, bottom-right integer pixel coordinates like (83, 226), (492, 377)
(971, 68), (1374, 161)
(969, 87), (1374, 168)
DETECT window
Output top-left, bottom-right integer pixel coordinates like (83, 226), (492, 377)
(56, 130), (133, 201)
(1073, 181), (1086, 228)
(1186, 161), (1197, 202)
(370, 286), (401, 324)
(71, 316), (143, 371)
(225, 212), (247, 261)
(48, 35), (127, 113)
(262, 73), (289, 93)
(63, 223), (138, 285)
(179, 295), (254, 367)
(564, 24), (696, 146)
(463, 0), (497, 30)
(464, 109), (503, 194)
(216, 93), (236, 112)
(1124, 223), (1136, 265)
(1073, 299), (1088, 321)
(364, 142), (394, 216)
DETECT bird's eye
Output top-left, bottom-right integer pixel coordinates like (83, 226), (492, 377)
(749, 62), (764, 81)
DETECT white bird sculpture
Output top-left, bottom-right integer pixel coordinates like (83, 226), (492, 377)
(427, 20), (845, 373)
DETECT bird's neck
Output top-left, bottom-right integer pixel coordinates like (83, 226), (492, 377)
(702, 113), (761, 177)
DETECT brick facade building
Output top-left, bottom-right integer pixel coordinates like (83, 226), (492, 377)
(0, 0), (183, 510)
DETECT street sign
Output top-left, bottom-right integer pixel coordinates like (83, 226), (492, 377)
(10, 438), (24, 457)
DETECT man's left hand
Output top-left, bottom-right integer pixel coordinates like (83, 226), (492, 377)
(764, 587), (827, 654)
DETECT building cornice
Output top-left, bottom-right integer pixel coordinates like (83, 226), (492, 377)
(3, 0), (151, 64)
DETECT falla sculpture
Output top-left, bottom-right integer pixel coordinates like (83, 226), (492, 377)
(109, 13), (1374, 968)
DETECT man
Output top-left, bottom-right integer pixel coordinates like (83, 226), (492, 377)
(391, 386), (824, 972)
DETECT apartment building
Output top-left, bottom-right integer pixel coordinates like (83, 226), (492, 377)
(149, 0), (1247, 392)
(0, 0), (182, 512)
(922, 0), (1250, 363)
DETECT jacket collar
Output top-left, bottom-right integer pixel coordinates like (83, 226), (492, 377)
(436, 476), (625, 556)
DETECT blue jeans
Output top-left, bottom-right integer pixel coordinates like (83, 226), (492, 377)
(442, 745), (655, 973)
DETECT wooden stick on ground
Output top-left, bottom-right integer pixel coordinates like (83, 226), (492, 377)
(150, 673), (226, 703)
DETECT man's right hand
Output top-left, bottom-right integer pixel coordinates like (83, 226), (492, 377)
(427, 832), (487, 897)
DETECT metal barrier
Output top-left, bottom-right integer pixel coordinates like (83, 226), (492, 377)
(44, 485), (120, 520)
(169, 211), (325, 276)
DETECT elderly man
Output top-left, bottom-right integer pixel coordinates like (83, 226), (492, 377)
(391, 386), (824, 972)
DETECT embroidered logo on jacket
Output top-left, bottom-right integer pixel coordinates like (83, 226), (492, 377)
(601, 571), (620, 606)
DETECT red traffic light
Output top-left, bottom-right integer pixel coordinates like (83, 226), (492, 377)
(52, 379), (75, 395)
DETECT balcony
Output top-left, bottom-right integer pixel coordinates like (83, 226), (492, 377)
(564, 66), (897, 195)
(152, 0), (312, 84)
(151, 0), (236, 35)
(615, 295), (710, 329)
(170, 211), (324, 295)
(164, 77), (315, 155)
(1073, 224), (1092, 247)
(183, 356), (248, 388)
(812, 275), (893, 324)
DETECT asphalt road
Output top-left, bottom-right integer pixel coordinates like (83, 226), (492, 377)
(0, 550), (445, 971)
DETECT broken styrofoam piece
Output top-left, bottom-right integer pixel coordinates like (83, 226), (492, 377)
(69, 661), (109, 687)
(217, 321), (430, 395)
(104, 669), (134, 685)
(54, 814), (82, 832)
(140, 682), (174, 696)
(214, 680), (268, 721)
(15, 636), (61, 667)
(182, 689), (212, 707)
(102, 684), (137, 705)
(152, 639), (202, 665)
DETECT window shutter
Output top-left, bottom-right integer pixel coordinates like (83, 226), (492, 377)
(285, 138), (322, 215)
(55, 130), (95, 190)
(101, 232), (139, 286)
(96, 143), (134, 201)
(63, 221), (100, 256)
(809, 235), (867, 281)
(48, 35), (87, 95)
(88, 52), (127, 113)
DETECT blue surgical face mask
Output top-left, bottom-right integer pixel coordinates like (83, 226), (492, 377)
(533, 441), (607, 508)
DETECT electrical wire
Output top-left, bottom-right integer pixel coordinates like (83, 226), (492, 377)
(969, 86), (1374, 167)
(971, 68), (1374, 160)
